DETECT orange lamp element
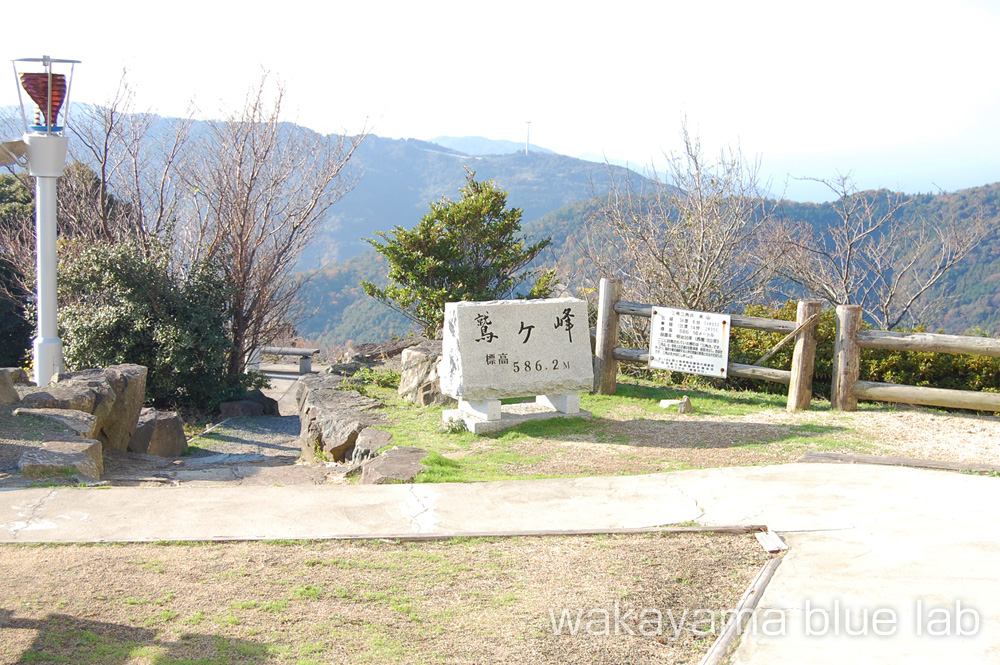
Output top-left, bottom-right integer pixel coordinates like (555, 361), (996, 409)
(19, 72), (67, 131)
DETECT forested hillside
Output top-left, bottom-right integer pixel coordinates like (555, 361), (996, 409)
(300, 181), (1000, 349)
(774, 183), (1000, 334)
(295, 143), (643, 348)
(300, 135), (647, 268)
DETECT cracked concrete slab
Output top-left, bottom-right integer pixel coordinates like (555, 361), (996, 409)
(1, 463), (999, 664)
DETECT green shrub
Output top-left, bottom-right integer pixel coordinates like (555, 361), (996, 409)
(58, 239), (250, 410)
(362, 171), (554, 338)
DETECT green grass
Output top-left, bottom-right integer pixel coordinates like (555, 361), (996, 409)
(347, 374), (913, 484)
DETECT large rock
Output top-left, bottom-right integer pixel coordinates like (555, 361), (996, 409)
(1, 368), (30, 384)
(220, 400), (264, 418)
(398, 340), (454, 407)
(0, 369), (19, 406)
(14, 407), (99, 440)
(20, 384), (99, 413)
(102, 364), (147, 450)
(295, 374), (385, 462)
(358, 447), (429, 485)
(48, 364), (147, 452)
(346, 338), (424, 363)
(18, 437), (103, 480)
(246, 389), (280, 416)
(129, 408), (188, 457)
(352, 428), (393, 462)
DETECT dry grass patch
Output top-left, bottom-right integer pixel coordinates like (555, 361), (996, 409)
(0, 533), (770, 664)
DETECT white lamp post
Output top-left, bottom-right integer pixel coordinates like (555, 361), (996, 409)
(11, 55), (79, 387)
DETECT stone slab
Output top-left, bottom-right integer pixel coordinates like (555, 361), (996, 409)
(459, 398), (501, 421)
(441, 298), (594, 401)
(20, 385), (98, 413)
(536, 393), (581, 414)
(353, 428), (393, 462)
(443, 403), (593, 435)
(398, 341), (454, 407)
(358, 447), (430, 485)
(14, 407), (99, 439)
(17, 438), (103, 479)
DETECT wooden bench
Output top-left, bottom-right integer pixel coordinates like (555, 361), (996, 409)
(260, 346), (320, 374)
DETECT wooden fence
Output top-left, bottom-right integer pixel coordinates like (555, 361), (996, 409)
(593, 278), (822, 411)
(831, 304), (1000, 412)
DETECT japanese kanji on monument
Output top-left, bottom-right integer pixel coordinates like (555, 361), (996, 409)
(441, 298), (594, 433)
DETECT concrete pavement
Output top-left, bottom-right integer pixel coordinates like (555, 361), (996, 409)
(0, 463), (998, 663)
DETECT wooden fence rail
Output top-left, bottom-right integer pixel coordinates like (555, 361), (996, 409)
(832, 304), (1000, 412)
(593, 278), (821, 411)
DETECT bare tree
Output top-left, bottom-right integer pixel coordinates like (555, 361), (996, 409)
(773, 175), (992, 329)
(0, 73), (191, 301)
(181, 76), (366, 374)
(585, 125), (777, 344)
(70, 72), (191, 249)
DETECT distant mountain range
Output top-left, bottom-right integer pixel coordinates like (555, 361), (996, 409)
(300, 173), (1000, 349)
(9, 106), (995, 349)
(427, 136), (555, 156)
(303, 134), (649, 269)
(295, 135), (653, 347)
(427, 136), (641, 171)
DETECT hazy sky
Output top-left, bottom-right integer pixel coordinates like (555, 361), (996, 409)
(6, 0), (1000, 201)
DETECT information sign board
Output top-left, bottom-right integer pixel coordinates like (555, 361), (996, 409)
(648, 307), (731, 378)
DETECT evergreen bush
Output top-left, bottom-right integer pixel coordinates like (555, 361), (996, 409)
(58, 239), (259, 410)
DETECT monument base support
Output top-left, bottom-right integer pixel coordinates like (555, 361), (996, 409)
(445, 401), (592, 435)
(536, 393), (580, 414)
(459, 398), (502, 421)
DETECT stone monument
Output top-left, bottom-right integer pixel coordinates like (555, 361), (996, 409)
(440, 298), (594, 433)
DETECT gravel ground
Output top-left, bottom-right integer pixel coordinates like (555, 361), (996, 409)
(186, 416), (302, 458)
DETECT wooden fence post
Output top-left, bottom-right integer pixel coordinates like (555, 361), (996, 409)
(831, 304), (863, 411)
(594, 277), (622, 394)
(786, 300), (822, 412)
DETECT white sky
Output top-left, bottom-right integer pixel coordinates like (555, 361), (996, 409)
(6, 0), (1000, 202)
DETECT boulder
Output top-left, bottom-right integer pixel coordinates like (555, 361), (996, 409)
(346, 338), (424, 363)
(18, 437), (104, 480)
(220, 399), (264, 418)
(14, 407), (99, 440)
(100, 364), (147, 451)
(358, 447), (429, 485)
(1, 368), (30, 384)
(325, 360), (365, 377)
(295, 374), (385, 462)
(129, 408), (188, 457)
(352, 428), (393, 462)
(398, 340), (454, 407)
(0, 369), (19, 406)
(20, 384), (99, 413)
(50, 364), (147, 452)
(246, 389), (280, 416)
